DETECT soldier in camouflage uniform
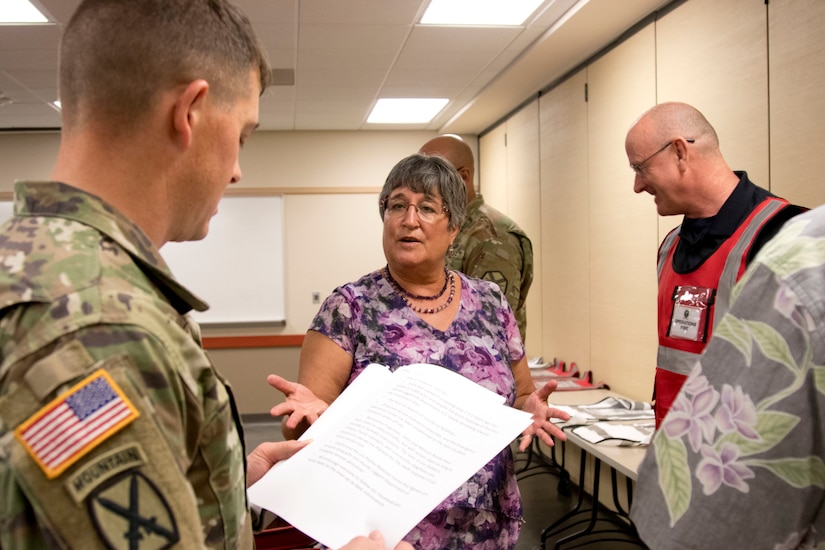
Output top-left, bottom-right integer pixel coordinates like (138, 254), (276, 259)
(0, 2), (277, 548)
(419, 136), (534, 341)
(0, 2), (409, 550)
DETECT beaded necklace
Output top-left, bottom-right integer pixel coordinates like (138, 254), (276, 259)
(383, 266), (456, 314)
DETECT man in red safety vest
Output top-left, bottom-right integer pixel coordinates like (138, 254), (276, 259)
(625, 102), (806, 428)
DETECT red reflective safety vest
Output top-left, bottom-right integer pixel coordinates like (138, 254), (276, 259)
(654, 197), (791, 427)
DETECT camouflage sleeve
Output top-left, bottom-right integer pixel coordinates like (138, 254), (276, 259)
(0, 318), (249, 549)
(461, 234), (526, 313)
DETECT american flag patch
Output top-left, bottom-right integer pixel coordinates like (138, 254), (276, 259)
(15, 369), (140, 479)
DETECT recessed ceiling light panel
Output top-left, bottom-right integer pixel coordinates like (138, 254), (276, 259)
(367, 98), (449, 124)
(0, 0), (49, 24)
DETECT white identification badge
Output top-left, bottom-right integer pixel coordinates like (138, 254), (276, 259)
(670, 304), (702, 341)
(668, 286), (715, 343)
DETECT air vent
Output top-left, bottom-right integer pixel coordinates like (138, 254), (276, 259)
(270, 68), (294, 86)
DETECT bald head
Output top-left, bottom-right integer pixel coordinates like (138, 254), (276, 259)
(627, 102), (719, 152)
(626, 102), (739, 219)
(419, 135), (476, 200)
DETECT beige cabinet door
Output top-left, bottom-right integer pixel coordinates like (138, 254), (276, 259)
(539, 69), (591, 371)
(504, 101), (542, 352)
(480, 102), (542, 353)
(479, 124), (508, 213)
(586, 24), (658, 402)
(769, 0), (825, 209)
(657, 0), (769, 232)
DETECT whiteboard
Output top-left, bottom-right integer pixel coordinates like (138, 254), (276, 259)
(0, 201), (11, 224)
(161, 195), (285, 325)
(0, 195), (286, 326)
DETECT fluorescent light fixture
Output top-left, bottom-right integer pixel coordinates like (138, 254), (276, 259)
(368, 98), (448, 124)
(0, 0), (49, 24)
(420, 0), (544, 26)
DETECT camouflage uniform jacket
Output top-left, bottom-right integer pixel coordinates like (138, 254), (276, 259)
(0, 181), (252, 549)
(447, 195), (533, 341)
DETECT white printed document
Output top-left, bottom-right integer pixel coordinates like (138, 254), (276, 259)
(247, 363), (533, 549)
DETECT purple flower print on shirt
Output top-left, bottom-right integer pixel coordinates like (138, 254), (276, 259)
(696, 442), (755, 495)
(663, 382), (720, 452)
(715, 384), (760, 440)
(774, 284), (816, 332)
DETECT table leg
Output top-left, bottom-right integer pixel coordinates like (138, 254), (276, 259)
(552, 457), (602, 549)
(541, 447), (587, 544)
(542, 453), (646, 549)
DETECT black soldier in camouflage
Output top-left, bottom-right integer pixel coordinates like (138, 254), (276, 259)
(420, 135), (533, 342)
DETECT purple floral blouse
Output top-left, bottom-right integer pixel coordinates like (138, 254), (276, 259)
(309, 269), (526, 527)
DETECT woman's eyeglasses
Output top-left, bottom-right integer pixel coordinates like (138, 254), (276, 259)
(382, 198), (448, 223)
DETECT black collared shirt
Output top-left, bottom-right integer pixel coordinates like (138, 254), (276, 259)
(673, 171), (806, 273)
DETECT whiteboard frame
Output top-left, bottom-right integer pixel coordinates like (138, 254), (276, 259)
(161, 194), (286, 326)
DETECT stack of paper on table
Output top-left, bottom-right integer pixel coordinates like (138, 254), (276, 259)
(247, 363), (533, 550)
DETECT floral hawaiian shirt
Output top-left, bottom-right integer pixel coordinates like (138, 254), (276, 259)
(631, 205), (825, 549)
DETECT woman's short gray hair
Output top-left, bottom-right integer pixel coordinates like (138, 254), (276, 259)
(378, 154), (467, 230)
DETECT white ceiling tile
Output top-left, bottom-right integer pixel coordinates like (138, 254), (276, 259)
(240, 0), (296, 23)
(299, 0), (424, 25)
(3, 70), (56, 89)
(262, 86), (296, 102)
(0, 25), (62, 49)
(298, 85), (376, 102)
(298, 47), (396, 71)
(0, 0), (671, 133)
(253, 23), (297, 56)
(297, 66), (386, 88)
(0, 49), (58, 71)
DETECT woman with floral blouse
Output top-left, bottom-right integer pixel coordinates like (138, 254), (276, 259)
(274, 153), (569, 549)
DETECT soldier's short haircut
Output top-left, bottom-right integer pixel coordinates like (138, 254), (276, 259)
(59, 0), (271, 131)
(379, 154), (467, 231)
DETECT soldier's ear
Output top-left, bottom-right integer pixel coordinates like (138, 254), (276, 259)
(172, 79), (209, 149)
(456, 166), (472, 186)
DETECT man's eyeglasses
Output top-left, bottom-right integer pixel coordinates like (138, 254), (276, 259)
(630, 138), (695, 175)
(382, 198), (448, 223)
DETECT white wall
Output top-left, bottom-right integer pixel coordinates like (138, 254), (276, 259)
(0, 132), (61, 186)
(0, 130), (479, 413)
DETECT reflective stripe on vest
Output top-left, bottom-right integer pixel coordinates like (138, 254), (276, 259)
(656, 198), (789, 376)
